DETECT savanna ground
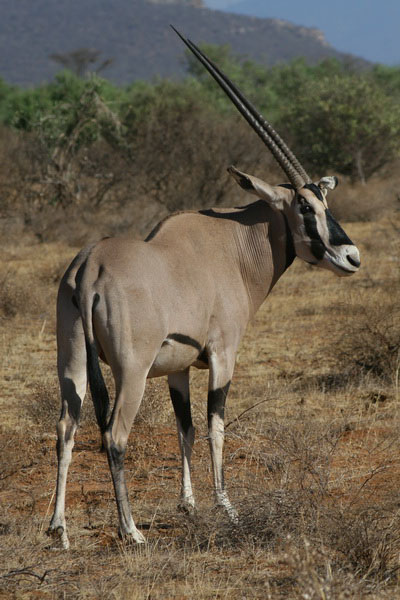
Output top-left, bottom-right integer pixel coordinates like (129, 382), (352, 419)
(1, 175), (400, 599)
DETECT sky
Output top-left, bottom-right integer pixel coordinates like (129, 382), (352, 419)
(204, 0), (400, 66)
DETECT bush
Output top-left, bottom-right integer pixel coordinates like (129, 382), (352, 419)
(278, 73), (400, 183)
(2, 52), (400, 240)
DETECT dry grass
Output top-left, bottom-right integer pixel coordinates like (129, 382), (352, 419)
(1, 180), (400, 598)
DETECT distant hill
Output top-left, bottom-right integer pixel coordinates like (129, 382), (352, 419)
(0, 0), (367, 87)
(208, 0), (400, 66)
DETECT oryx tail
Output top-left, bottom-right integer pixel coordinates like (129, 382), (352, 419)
(78, 290), (109, 435)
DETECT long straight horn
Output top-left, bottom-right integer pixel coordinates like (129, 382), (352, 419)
(172, 26), (311, 190)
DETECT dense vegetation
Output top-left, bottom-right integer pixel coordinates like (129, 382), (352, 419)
(1, 47), (400, 239)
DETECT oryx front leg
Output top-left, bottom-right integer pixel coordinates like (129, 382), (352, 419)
(103, 371), (147, 544)
(168, 369), (195, 513)
(207, 353), (238, 522)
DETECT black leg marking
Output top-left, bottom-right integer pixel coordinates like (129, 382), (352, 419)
(207, 381), (231, 428)
(107, 441), (126, 473)
(169, 388), (193, 435)
(60, 379), (83, 423)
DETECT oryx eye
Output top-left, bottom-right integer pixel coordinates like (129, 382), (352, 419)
(300, 203), (314, 215)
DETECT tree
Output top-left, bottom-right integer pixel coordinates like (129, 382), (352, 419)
(50, 48), (113, 78)
(279, 73), (400, 183)
(183, 43), (277, 118)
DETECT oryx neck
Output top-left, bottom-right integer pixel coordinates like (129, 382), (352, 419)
(232, 204), (295, 316)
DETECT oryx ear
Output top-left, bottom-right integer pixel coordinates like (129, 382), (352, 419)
(317, 176), (339, 196)
(228, 165), (290, 209)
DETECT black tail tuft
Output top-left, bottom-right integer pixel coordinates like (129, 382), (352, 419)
(85, 338), (110, 435)
(84, 293), (110, 436)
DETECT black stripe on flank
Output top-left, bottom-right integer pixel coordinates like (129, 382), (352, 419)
(167, 333), (202, 352)
(197, 347), (209, 365)
(326, 209), (353, 246)
(169, 388), (193, 435)
(207, 382), (231, 427)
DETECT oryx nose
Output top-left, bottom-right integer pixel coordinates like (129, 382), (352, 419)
(346, 249), (361, 269)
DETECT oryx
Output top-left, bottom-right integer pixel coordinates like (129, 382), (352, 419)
(48, 30), (360, 549)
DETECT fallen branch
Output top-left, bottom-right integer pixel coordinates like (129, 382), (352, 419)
(225, 397), (272, 429)
(1, 566), (49, 584)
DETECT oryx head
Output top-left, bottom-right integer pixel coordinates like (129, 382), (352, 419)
(228, 166), (360, 276)
(172, 27), (361, 277)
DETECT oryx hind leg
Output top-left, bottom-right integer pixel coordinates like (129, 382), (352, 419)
(49, 293), (87, 549)
(168, 369), (196, 513)
(207, 351), (238, 522)
(103, 366), (148, 544)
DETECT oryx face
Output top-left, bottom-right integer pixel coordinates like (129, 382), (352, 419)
(289, 180), (361, 277)
(228, 166), (361, 278)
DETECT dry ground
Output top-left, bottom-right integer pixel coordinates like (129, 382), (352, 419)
(1, 211), (400, 598)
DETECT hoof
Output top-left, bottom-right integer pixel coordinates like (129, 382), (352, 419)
(213, 502), (239, 524)
(47, 525), (70, 550)
(118, 529), (146, 545)
(177, 501), (196, 516)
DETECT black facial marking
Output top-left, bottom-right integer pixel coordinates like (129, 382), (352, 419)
(302, 211), (326, 260)
(169, 387), (193, 435)
(282, 214), (296, 270)
(304, 182), (324, 202)
(310, 239), (326, 261)
(300, 203), (314, 215)
(325, 210), (353, 246)
(167, 333), (202, 352)
(207, 382), (231, 427)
